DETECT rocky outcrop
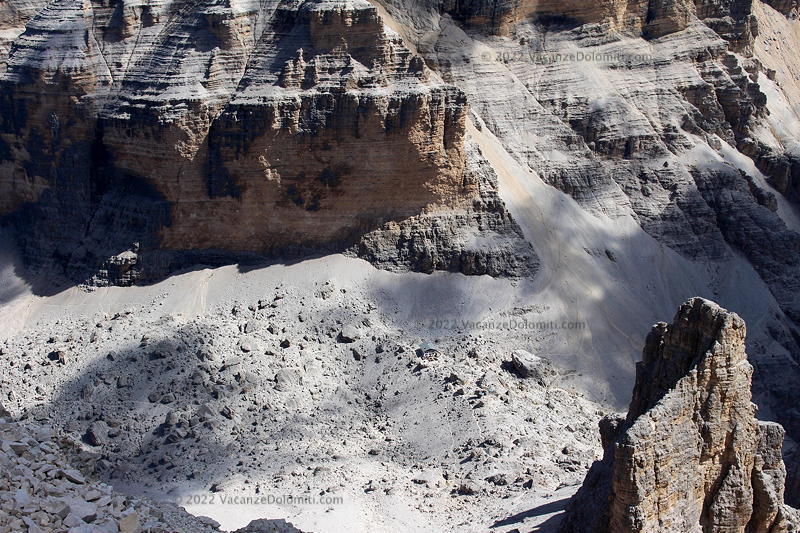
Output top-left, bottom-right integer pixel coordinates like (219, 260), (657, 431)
(440, 0), (655, 35)
(234, 519), (309, 533)
(349, 139), (538, 277)
(560, 298), (799, 532)
(103, 0), (471, 254)
(417, 0), (800, 318)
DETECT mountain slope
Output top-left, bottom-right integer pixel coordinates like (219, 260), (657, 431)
(1, 0), (800, 527)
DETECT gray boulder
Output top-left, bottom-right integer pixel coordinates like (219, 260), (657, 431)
(510, 350), (555, 385)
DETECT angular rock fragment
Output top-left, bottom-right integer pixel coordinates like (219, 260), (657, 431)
(338, 326), (360, 344)
(83, 421), (109, 447)
(509, 350), (555, 385)
(0, 416), (293, 532)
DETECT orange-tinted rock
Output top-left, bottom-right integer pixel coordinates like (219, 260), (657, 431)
(561, 298), (799, 532)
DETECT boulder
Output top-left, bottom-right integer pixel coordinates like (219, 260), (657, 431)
(510, 350), (555, 385)
(338, 327), (360, 343)
(83, 421), (110, 447)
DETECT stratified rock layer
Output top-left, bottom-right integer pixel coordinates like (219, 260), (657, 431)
(0, 0), (534, 286)
(439, 0), (757, 47)
(560, 297), (799, 532)
(349, 138), (538, 277)
(376, 0), (800, 493)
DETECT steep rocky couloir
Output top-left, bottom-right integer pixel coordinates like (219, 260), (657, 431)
(560, 297), (799, 532)
(0, 0), (535, 287)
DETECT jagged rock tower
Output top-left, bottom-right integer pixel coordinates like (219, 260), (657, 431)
(560, 297), (799, 532)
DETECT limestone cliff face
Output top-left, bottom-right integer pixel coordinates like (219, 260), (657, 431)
(0, 0), (534, 284)
(438, 0), (757, 46)
(419, 0), (798, 211)
(350, 138), (538, 277)
(100, 0), (471, 254)
(418, 0), (800, 317)
(0, 0), (44, 72)
(440, 0), (654, 35)
(560, 298), (799, 532)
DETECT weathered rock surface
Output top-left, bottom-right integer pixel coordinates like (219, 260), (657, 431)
(349, 139), (538, 277)
(376, 0), (800, 500)
(0, 0), (534, 286)
(436, 0), (757, 47)
(414, 3), (800, 319)
(560, 297), (800, 532)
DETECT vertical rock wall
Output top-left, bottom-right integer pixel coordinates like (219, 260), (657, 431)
(0, 0), (537, 285)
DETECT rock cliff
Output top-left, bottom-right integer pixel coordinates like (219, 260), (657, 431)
(0, 0), (534, 286)
(560, 297), (799, 532)
(438, 0), (757, 46)
(349, 138), (538, 277)
(3, 0), (800, 520)
(406, 0), (800, 318)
